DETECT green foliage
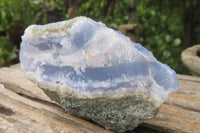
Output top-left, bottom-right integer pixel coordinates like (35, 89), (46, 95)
(194, 7), (200, 43)
(0, 0), (65, 34)
(0, 36), (16, 67)
(75, 0), (131, 28)
(137, 1), (188, 74)
(0, 0), (45, 32)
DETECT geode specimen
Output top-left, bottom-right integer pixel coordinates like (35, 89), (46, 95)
(20, 16), (179, 132)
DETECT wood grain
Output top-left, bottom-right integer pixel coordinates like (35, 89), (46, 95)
(0, 64), (199, 133)
(140, 74), (200, 133)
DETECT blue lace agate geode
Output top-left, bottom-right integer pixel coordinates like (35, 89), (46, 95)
(20, 16), (179, 132)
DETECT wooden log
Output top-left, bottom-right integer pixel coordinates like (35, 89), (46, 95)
(0, 64), (200, 133)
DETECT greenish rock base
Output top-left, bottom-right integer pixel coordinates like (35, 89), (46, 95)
(42, 87), (159, 133)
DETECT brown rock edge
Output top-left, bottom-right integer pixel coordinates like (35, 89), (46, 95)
(0, 64), (199, 133)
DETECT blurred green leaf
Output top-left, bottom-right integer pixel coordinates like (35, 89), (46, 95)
(165, 35), (172, 42)
(163, 50), (171, 58)
(173, 38), (181, 46)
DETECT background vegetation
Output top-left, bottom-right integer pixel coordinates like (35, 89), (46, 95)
(0, 0), (200, 74)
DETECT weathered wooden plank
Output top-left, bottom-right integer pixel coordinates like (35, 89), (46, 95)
(142, 74), (200, 133)
(0, 64), (200, 133)
(0, 64), (50, 101)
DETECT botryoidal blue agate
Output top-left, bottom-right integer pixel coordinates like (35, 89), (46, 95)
(20, 16), (179, 132)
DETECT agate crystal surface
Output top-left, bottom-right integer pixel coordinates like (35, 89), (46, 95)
(20, 16), (179, 132)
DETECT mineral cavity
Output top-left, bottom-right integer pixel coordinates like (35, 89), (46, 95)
(20, 16), (179, 132)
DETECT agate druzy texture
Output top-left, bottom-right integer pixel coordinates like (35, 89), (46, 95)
(20, 16), (179, 132)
